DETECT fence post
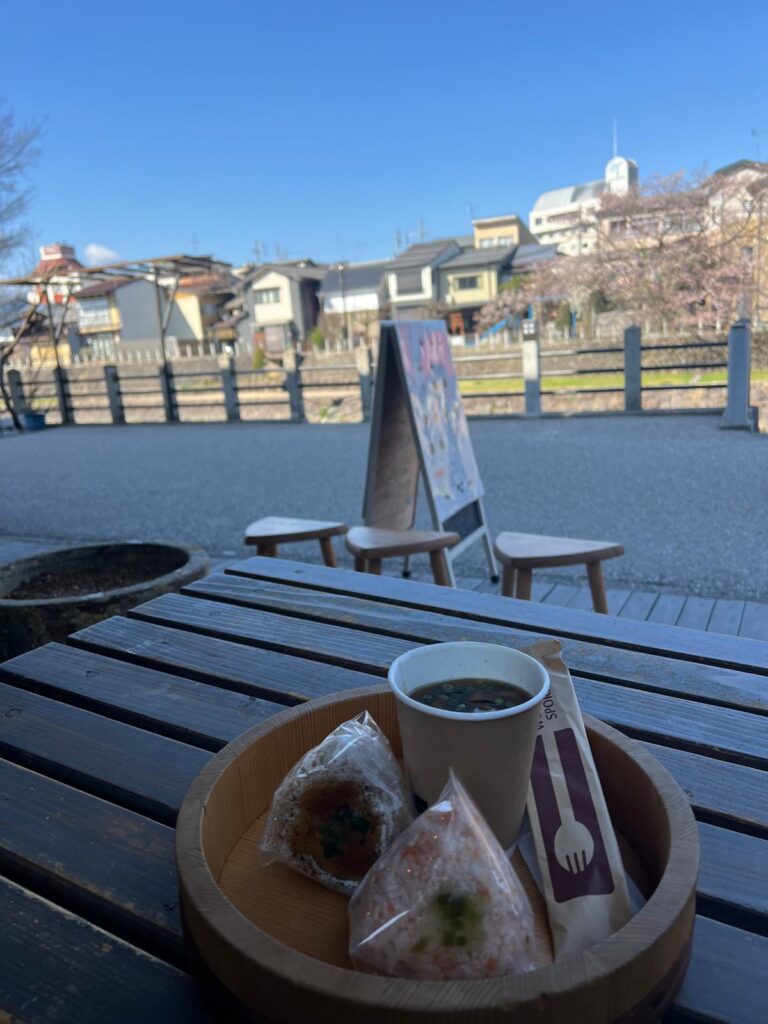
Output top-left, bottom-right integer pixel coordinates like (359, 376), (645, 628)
(53, 366), (73, 425)
(7, 370), (28, 421)
(104, 364), (125, 424)
(624, 325), (642, 412)
(355, 345), (373, 421)
(720, 319), (757, 431)
(521, 326), (541, 415)
(283, 349), (305, 422)
(221, 356), (240, 422)
(159, 364), (178, 423)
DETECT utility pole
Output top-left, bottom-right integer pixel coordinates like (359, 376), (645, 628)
(338, 262), (351, 348)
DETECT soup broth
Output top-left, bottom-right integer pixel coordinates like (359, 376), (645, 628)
(410, 679), (530, 714)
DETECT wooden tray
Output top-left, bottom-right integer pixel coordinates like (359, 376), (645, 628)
(176, 686), (699, 1023)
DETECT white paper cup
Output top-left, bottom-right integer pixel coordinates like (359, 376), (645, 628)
(389, 641), (549, 848)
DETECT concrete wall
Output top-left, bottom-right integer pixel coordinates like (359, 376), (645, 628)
(323, 290), (380, 314)
(116, 279), (162, 346)
(167, 293), (203, 343)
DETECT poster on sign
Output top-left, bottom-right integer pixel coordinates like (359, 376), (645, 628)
(392, 321), (484, 522)
(362, 320), (496, 583)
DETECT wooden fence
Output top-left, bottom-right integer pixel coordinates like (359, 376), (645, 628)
(2, 323), (756, 430)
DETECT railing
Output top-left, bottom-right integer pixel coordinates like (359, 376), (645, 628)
(2, 324), (756, 430)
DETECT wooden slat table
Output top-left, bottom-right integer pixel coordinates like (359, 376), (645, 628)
(0, 556), (766, 1024)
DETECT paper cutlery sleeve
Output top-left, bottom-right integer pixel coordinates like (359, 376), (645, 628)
(522, 639), (632, 957)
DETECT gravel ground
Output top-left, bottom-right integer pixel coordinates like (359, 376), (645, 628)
(1, 415), (766, 600)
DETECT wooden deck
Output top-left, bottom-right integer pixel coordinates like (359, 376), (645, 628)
(2, 537), (767, 642)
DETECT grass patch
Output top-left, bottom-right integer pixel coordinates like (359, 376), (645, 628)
(456, 368), (767, 395)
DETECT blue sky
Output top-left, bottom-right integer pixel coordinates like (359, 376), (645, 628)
(4, 0), (767, 270)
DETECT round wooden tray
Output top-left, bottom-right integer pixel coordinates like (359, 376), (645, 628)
(176, 686), (699, 1023)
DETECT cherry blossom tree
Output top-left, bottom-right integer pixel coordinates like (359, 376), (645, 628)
(477, 165), (768, 336)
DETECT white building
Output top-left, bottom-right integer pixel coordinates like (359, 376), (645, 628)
(529, 156), (638, 255)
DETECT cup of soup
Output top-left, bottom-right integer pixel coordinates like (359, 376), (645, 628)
(389, 641), (549, 848)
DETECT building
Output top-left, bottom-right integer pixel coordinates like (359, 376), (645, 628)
(471, 214), (536, 249)
(28, 243), (86, 307)
(439, 242), (558, 334)
(386, 239), (463, 318)
(237, 261), (326, 353)
(170, 272), (237, 354)
(318, 260), (389, 345)
(529, 156), (639, 255)
(74, 276), (164, 357)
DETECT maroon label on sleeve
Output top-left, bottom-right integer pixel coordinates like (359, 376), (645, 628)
(530, 729), (615, 902)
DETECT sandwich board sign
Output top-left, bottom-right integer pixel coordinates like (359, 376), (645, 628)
(363, 320), (497, 585)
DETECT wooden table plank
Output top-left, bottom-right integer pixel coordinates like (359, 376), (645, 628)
(129, 593), (413, 674)
(697, 823), (768, 932)
(677, 596), (716, 631)
(619, 590), (659, 621)
(227, 556), (768, 673)
(573, 677), (768, 769)
(740, 600), (768, 641)
(187, 573), (768, 713)
(0, 757), (182, 962)
(647, 593), (686, 626)
(0, 642), (281, 752)
(672, 916), (768, 1024)
(0, 681), (208, 825)
(71, 616), (382, 704)
(708, 599), (746, 637)
(0, 876), (211, 1024)
(644, 742), (768, 834)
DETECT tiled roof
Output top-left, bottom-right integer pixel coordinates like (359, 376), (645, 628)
(389, 239), (458, 270)
(319, 260), (389, 295)
(75, 276), (137, 299)
(441, 245), (516, 269)
(510, 243), (558, 269)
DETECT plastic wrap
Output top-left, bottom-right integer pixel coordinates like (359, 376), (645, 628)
(259, 711), (413, 894)
(349, 771), (537, 979)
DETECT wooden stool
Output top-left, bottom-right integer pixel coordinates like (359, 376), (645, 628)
(345, 527), (460, 587)
(493, 532), (624, 613)
(243, 517), (348, 567)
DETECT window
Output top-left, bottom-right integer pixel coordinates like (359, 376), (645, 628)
(77, 297), (112, 329)
(456, 275), (480, 290)
(253, 287), (280, 304)
(534, 217), (543, 226)
(396, 269), (422, 294)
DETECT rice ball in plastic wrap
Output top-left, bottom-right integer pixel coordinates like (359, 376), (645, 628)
(349, 771), (537, 979)
(259, 711), (413, 894)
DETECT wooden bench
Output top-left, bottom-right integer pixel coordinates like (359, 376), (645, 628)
(243, 517), (347, 567)
(494, 532), (624, 612)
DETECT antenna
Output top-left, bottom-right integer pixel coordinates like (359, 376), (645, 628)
(417, 219), (425, 242)
(466, 199), (478, 219)
(613, 118), (618, 158)
(752, 127), (761, 162)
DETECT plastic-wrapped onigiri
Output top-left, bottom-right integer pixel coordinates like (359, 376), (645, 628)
(259, 711), (413, 894)
(349, 771), (537, 980)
